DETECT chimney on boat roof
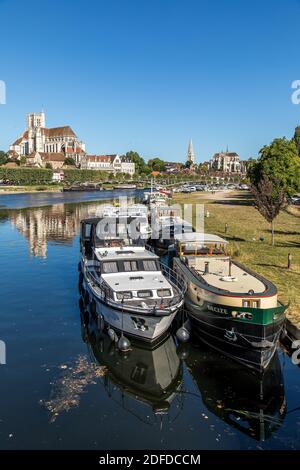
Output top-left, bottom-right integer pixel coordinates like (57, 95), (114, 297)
(204, 262), (210, 275)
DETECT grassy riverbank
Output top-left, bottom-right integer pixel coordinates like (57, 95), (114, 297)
(174, 191), (300, 327)
(0, 184), (63, 194)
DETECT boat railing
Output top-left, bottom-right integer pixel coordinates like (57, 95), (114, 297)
(84, 263), (185, 312)
(160, 262), (187, 296)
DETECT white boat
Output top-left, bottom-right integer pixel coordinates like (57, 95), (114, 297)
(79, 217), (185, 343)
(150, 205), (194, 252)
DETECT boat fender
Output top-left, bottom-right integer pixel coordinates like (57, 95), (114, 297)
(108, 328), (118, 343)
(97, 314), (104, 331)
(176, 326), (190, 343)
(118, 334), (131, 352)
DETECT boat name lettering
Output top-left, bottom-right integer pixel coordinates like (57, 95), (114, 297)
(207, 305), (228, 314)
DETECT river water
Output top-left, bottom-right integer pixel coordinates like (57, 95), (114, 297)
(0, 191), (299, 450)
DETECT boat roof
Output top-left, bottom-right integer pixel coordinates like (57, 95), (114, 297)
(174, 232), (228, 244)
(102, 271), (171, 292)
(94, 246), (158, 262)
(81, 214), (148, 225)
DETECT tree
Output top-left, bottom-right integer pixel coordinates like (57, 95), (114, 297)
(251, 174), (287, 246)
(147, 157), (166, 172)
(20, 156), (27, 166)
(124, 151), (148, 174)
(293, 126), (300, 155)
(0, 151), (8, 166)
(64, 157), (76, 166)
(45, 162), (53, 169)
(248, 138), (300, 198)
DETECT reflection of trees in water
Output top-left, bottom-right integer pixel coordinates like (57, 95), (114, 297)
(41, 355), (106, 423)
(8, 198), (136, 258)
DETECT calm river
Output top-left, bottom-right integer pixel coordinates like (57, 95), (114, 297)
(0, 191), (299, 450)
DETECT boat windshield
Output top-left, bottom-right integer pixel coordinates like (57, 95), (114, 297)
(179, 241), (227, 256)
(94, 237), (146, 248)
(101, 259), (160, 274)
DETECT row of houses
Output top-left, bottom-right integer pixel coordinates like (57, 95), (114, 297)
(8, 112), (135, 175)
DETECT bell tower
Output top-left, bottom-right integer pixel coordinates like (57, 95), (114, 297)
(187, 139), (195, 164)
(27, 112), (45, 153)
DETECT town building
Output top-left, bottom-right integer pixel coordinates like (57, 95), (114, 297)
(9, 112), (86, 166)
(209, 151), (244, 173)
(82, 154), (135, 175)
(26, 151), (65, 169)
(164, 162), (182, 173)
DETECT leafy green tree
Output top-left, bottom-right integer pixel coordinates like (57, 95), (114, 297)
(248, 138), (300, 198)
(124, 151), (148, 174)
(64, 157), (76, 166)
(45, 162), (53, 169)
(147, 157), (166, 172)
(20, 156), (27, 166)
(0, 151), (8, 166)
(293, 126), (300, 155)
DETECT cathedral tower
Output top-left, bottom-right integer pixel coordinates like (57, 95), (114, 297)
(187, 139), (195, 164)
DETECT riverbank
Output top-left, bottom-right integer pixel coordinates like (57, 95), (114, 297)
(0, 185), (63, 194)
(174, 191), (300, 328)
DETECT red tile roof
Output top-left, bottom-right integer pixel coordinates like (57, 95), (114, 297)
(86, 154), (118, 162)
(43, 126), (76, 138)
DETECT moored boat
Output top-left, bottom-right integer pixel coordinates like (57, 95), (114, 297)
(79, 216), (185, 343)
(171, 232), (287, 371)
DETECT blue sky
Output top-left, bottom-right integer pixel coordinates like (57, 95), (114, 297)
(0, 0), (300, 162)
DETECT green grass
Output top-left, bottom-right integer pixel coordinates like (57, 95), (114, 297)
(0, 184), (63, 192)
(174, 191), (300, 326)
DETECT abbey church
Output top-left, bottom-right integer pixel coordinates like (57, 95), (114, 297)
(8, 112), (86, 166)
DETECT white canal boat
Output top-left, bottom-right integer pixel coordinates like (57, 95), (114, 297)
(79, 216), (185, 343)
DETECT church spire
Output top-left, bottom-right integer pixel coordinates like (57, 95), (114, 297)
(187, 139), (195, 164)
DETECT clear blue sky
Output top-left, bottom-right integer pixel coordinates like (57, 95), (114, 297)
(1, 0), (300, 162)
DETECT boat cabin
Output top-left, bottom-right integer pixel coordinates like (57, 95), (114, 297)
(80, 217), (149, 257)
(175, 233), (228, 257)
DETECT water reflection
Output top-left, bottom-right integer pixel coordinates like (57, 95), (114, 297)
(184, 343), (286, 441)
(80, 301), (184, 425)
(5, 198), (136, 258)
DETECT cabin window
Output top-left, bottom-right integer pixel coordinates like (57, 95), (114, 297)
(116, 291), (132, 300)
(157, 289), (171, 297)
(102, 261), (118, 273)
(84, 224), (91, 239)
(137, 290), (152, 298)
(142, 260), (158, 271)
(123, 261), (138, 272)
(242, 299), (260, 308)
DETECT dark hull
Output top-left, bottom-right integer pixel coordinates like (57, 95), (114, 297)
(186, 299), (284, 371)
(63, 187), (102, 192)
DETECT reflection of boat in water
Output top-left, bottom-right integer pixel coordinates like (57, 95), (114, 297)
(185, 344), (286, 441)
(80, 305), (183, 418)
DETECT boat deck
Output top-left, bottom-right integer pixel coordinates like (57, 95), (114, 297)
(186, 256), (267, 294)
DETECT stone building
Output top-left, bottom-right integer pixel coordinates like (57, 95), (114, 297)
(9, 112), (86, 166)
(209, 151), (242, 173)
(82, 154), (135, 175)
